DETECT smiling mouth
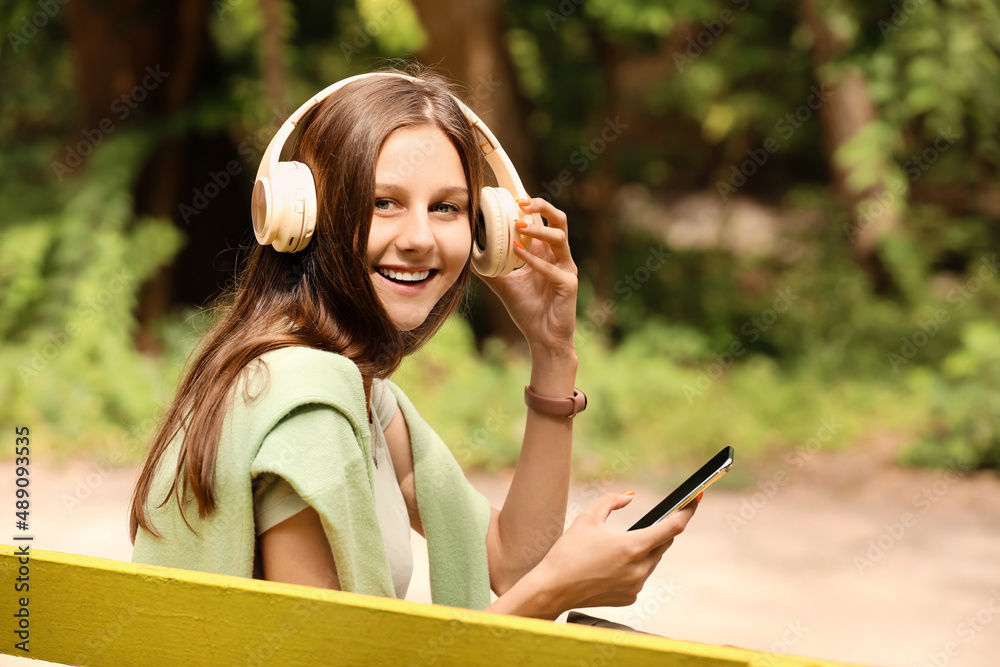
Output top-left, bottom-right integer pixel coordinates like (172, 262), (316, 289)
(376, 267), (435, 284)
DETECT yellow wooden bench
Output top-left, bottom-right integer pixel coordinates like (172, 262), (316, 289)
(1, 544), (857, 666)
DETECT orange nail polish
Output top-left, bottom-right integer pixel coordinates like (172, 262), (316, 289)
(517, 198), (531, 207)
(619, 490), (635, 496)
(696, 492), (704, 503)
(515, 221), (528, 229)
(513, 240), (525, 250)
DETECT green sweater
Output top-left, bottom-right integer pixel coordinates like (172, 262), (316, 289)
(132, 346), (493, 610)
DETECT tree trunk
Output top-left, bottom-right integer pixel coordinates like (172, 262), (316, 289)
(581, 30), (628, 310)
(799, 0), (899, 294)
(65, 0), (210, 351)
(410, 0), (536, 347)
(258, 0), (288, 109)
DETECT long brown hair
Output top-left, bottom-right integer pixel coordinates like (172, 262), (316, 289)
(130, 68), (484, 541)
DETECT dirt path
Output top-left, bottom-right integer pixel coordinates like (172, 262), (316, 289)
(2, 437), (998, 666)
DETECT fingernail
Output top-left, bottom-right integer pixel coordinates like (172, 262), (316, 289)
(517, 198), (531, 207)
(513, 240), (525, 250)
(515, 220), (528, 229)
(696, 492), (704, 503)
(619, 490), (635, 496)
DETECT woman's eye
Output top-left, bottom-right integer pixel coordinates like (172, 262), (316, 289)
(432, 202), (460, 214)
(374, 198), (396, 212)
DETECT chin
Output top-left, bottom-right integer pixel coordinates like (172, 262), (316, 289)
(390, 313), (431, 332)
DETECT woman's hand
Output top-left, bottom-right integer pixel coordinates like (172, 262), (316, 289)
(538, 491), (698, 611)
(487, 491), (698, 619)
(478, 198), (578, 362)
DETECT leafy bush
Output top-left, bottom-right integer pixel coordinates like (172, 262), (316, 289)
(0, 133), (184, 459)
(392, 314), (932, 482)
(902, 321), (1000, 471)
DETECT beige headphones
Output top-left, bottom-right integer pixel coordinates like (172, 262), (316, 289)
(251, 71), (532, 277)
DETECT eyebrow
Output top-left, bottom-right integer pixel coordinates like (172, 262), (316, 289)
(374, 183), (470, 200)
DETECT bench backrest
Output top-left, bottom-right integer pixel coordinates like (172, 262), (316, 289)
(0, 545), (856, 666)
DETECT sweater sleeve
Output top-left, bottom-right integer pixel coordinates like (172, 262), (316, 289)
(251, 473), (308, 535)
(249, 403), (395, 598)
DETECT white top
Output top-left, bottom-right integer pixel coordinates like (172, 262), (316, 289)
(251, 379), (413, 599)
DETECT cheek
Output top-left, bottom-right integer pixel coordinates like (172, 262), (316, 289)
(366, 225), (388, 261)
(450, 226), (473, 268)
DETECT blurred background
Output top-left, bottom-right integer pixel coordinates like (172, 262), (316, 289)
(1, 0), (999, 666)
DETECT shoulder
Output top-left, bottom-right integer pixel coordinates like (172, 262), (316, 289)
(257, 346), (361, 381)
(247, 346), (367, 415)
(377, 379), (440, 449)
(225, 346), (369, 450)
(378, 378), (412, 411)
(252, 403), (367, 480)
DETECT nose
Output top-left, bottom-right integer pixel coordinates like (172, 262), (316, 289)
(396, 208), (435, 255)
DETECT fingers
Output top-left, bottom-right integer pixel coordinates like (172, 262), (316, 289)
(637, 540), (673, 579)
(516, 198), (577, 273)
(636, 540), (674, 587)
(516, 223), (576, 270)
(515, 220), (565, 252)
(634, 499), (698, 549)
(512, 240), (578, 289)
(650, 540), (673, 560)
(518, 197), (567, 231)
(582, 491), (635, 524)
(662, 499), (698, 534)
(642, 500), (699, 558)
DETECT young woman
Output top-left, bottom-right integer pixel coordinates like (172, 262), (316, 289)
(129, 68), (697, 620)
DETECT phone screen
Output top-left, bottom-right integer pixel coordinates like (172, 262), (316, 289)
(627, 446), (735, 531)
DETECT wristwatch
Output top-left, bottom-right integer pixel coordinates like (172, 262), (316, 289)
(523, 386), (587, 419)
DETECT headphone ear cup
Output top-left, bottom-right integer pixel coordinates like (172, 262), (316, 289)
(254, 161), (317, 253)
(252, 176), (275, 245)
(472, 187), (527, 277)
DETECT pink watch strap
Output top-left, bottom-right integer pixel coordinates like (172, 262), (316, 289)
(523, 386), (587, 419)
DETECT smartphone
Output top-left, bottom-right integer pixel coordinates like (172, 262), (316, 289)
(627, 446), (735, 531)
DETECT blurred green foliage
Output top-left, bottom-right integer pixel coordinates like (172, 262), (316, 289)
(2, 0), (999, 474)
(903, 321), (1000, 471)
(0, 132), (185, 457)
(394, 314), (931, 483)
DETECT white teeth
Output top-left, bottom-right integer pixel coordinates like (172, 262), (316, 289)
(377, 268), (431, 282)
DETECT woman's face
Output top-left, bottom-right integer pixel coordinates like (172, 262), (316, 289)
(367, 126), (473, 331)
